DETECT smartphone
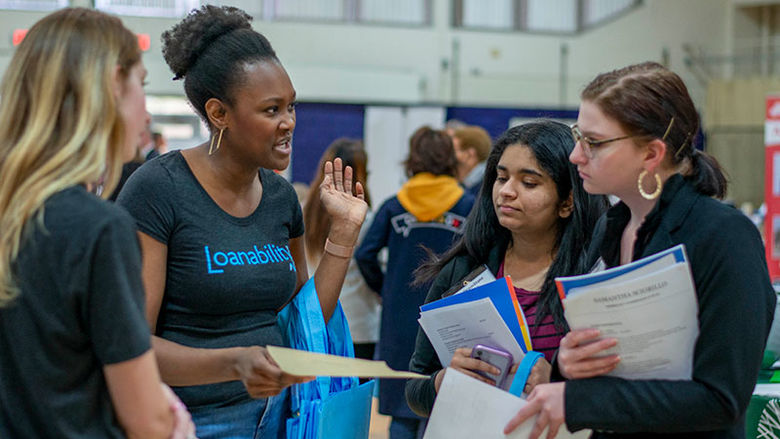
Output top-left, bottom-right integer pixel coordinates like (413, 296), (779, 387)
(470, 344), (514, 389)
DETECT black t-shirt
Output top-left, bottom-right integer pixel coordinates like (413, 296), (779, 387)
(117, 151), (304, 409)
(0, 186), (150, 438)
(108, 160), (144, 201)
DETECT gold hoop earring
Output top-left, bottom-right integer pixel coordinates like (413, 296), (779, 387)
(637, 170), (662, 200)
(208, 127), (225, 156)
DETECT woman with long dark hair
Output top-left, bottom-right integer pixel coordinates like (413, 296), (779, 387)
(406, 120), (607, 417)
(304, 138), (380, 361)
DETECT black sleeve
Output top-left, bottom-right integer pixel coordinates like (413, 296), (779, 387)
(354, 200), (392, 294)
(116, 161), (175, 244)
(565, 212), (776, 433)
(405, 257), (463, 417)
(87, 217), (151, 365)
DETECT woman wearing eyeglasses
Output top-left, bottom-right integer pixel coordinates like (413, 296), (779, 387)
(504, 62), (776, 438)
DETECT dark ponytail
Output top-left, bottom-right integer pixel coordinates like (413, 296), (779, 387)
(688, 149), (728, 199)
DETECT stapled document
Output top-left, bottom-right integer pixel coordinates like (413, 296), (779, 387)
(418, 297), (525, 368)
(556, 245), (698, 380)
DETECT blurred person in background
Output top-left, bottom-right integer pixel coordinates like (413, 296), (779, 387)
(304, 138), (380, 364)
(355, 126), (475, 439)
(109, 112), (150, 201)
(444, 119), (467, 137)
(146, 129), (168, 160)
(452, 125), (492, 198)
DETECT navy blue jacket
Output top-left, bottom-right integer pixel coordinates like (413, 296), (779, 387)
(355, 193), (474, 418)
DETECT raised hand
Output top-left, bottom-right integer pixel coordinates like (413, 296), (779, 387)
(319, 158), (368, 233)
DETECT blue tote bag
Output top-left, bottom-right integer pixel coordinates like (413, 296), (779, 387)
(277, 278), (375, 439)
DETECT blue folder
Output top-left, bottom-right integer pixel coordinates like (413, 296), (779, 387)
(555, 244), (688, 299)
(316, 380), (375, 439)
(420, 277), (531, 353)
(278, 278), (373, 439)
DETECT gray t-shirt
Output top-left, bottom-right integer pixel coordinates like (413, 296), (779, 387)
(0, 186), (150, 438)
(118, 151), (304, 409)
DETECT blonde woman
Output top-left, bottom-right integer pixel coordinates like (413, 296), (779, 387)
(0, 8), (193, 439)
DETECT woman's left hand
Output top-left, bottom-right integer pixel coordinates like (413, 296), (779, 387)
(320, 158), (368, 236)
(504, 382), (566, 438)
(518, 357), (551, 394)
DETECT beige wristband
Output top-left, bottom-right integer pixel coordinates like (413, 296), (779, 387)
(324, 238), (354, 258)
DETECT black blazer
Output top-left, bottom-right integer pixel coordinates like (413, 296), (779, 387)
(566, 174), (776, 438)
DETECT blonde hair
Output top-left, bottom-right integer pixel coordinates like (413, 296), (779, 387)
(0, 8), (140, 305)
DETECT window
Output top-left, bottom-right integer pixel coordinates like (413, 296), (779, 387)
(262, 0), (432, 26)
(95, 0), (199, 18)
(271, 0), (344, 21)
(0, 0), (67, 11)
(526, 0), (577, 33)
(93, 0), (430, 24)
(454, 0), (641, 34)
(461, 0), (513, 30)
(360, 0), (429, 26)
(583, 0), (637, 26)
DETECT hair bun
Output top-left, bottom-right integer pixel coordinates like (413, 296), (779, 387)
(161, 5), (252, 80)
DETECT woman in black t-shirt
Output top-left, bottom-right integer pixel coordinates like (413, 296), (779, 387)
(117, 5), (368, 438)
(0, 8), (193, 439)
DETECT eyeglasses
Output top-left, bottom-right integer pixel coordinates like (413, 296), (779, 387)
(570, 124), (639, 159)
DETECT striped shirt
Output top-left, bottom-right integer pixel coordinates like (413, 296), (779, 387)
(498, 263), (565, 362)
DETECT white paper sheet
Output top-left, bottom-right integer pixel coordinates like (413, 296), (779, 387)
(418, 298), (525, 367)
(424, 368), (589, 439)
(452, 268), (497, 295)
(563, 262), (699, 380)
(567, 253), (678, 298)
